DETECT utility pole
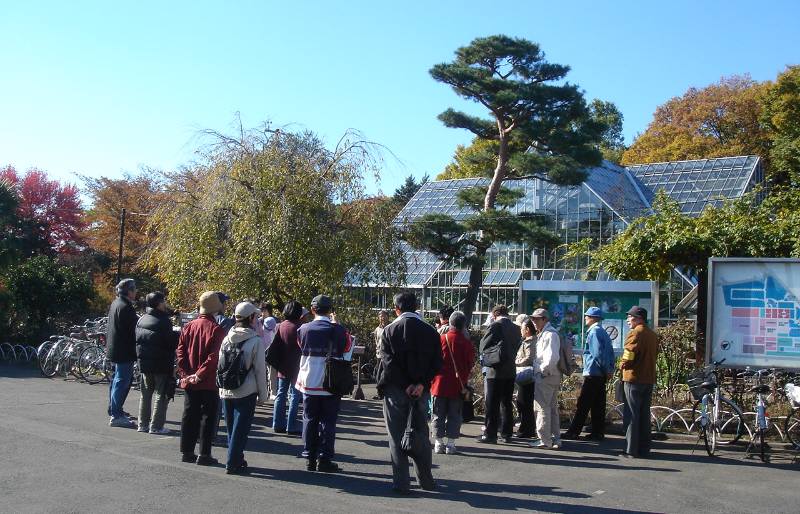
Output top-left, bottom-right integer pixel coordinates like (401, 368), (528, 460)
(116, 208), (126, 285)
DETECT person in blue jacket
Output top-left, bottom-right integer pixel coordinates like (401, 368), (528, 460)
(561, 306), (615, 441)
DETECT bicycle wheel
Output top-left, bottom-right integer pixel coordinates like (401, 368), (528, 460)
(77, 345), (108, 384)
(783, 407), (800, 450)
(758, 428), (768, 462)
(39, 346), (60, 377)
(703, 399), (718, 456)
(693, 397), (745, 445)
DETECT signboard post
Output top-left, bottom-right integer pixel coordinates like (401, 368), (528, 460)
(707, 258), (800, 369)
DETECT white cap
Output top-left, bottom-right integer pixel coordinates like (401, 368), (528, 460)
(234, 302), (258, 319)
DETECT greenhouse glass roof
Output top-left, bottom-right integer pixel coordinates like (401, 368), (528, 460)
(626, 156), (760, 215)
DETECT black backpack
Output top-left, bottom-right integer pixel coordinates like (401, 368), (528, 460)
(216, 338), (252, 390)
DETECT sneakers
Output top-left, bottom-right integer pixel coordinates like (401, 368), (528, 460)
(149, 427), (171, 435)
(316, 460), (341, 473)
(137, 425), (149, 433)
(445, 443), (457, 455)
(528, 439), (551, 448)
(434, 440), (445, 454)
(109, 416), (135, 428)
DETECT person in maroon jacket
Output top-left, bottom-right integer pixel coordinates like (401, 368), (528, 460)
(271, 300), (304, 435)
(430, 311), (475, 455)
(176, 291), (226, 465)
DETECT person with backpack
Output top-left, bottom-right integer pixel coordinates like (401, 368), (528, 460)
(562, 307), (616, 441)
(217, 302), (268, 475)
(135, 291), (179, 435)
(529, 308), (562, 449)
(177, 291), (226, 465)
(270, 300), (304, 435)
(478, 304), (520, 444)
(295, 294), (351, 473)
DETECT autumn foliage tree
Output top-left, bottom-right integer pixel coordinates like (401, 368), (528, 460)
(0, 166), (86, 256)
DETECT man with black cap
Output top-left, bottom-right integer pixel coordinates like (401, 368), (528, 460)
(106, 278), (139, 428)
(619, 306), (659, 458)
(562, 306), (615, 441)
(295, 294), (351, 473)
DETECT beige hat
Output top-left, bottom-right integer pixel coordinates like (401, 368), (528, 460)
(234, 301), (258, 320)
(531, 308), (549, 319)
(514, 313), (530, 326)
(199, 291), (223, 314)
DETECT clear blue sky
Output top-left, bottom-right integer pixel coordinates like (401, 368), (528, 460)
(1, 1), (798, 197)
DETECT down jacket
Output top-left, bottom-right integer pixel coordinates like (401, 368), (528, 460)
(136, 308), (178, 374)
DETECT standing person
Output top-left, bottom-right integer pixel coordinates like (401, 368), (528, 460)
(177, 291), (226, 465)
(514, 318), (536, 438)
(296, 295), (351, 473)
(619, 306), (659, 458)
(271, 300), (304, 435)
(106, 278), (139, 428)
(135, 291), (179, 434)
(218, 302), (268, 475)
(378, 292), (442, 494)
(430, 311), (475, 455)
(478, 305), (520, 444)
(215, 292), (235, 335)
(529, 308), (562, 449)
(261, 303), (279, 399)
(562, 307), (616, 441)
(436, 306), (454, 335)
(372, 310), (390, 400)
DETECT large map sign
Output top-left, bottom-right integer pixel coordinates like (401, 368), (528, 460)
(708, 258), (800, 369)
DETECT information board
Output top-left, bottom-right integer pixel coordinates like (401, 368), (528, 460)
(708, 258), (800, 369)
(521, 280), (657, 354)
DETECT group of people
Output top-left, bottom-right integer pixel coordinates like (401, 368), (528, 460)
(104, 278), (659, 493)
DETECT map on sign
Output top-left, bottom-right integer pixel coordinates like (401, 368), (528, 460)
(709, 259), (800, 368)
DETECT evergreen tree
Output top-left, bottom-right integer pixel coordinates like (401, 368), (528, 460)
(392, 174), (429, 205)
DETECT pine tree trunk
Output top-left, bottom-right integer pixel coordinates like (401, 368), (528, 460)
(461, 247), (487, 325)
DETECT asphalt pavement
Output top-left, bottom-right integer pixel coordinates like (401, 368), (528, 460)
(1, 365), (798, 513)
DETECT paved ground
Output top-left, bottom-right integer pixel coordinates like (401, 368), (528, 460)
(1, 365), (798, 513)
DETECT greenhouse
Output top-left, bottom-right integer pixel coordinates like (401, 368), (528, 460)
(351, 155), (764, 326)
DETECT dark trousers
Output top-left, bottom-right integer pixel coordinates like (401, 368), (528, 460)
(180, 389), (219, 457)
(302, 394), (341, 461)
(382, 385), (435, 491)
(484, 377), (515, 439)
(223, 393), (257, 469)
(514, 382), (535, 437)
(623, 382), (653, 456)
(567, 375), (608, 436)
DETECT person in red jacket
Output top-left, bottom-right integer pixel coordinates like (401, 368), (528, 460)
(430, 311), (475, 455)
(176, 291), (226, 466)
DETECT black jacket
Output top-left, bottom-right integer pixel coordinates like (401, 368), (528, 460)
(136, 308), (179, 374)
(106, 295), (138, 363)
(479, 317), (520, 380)
(378, 312), (442, 392)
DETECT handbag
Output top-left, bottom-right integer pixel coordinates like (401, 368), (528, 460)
(323, 334), (354, 396)
(400, 399), (417, 454)
(614, 373), (625, 403)
(265, 336), (285, 370)
(446, 334), (475, 422)
(515, 367), (535, 385)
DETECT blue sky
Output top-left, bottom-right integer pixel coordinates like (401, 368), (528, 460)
(1, 1), (798, 198)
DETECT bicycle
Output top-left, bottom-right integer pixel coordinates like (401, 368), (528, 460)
(688, 358), (746, 456)
(742, 368), (773, 463)
(785, 380), (800, 450)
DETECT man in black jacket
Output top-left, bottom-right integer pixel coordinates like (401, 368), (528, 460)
(378, 292), (442, 494)
(106, 278), (139, 428)
(478, 305), (520, 443)
(136, 291), (179, 434)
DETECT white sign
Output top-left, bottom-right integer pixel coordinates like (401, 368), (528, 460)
(708, 258), (800, 369)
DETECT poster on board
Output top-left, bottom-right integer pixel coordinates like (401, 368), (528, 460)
(708, 258), (800, 369)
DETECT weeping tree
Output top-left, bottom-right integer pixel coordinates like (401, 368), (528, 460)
(146, 123), (404, 321)
(404, 35), (609, 322)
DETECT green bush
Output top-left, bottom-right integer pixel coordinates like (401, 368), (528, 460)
(1, 255), (96, 343)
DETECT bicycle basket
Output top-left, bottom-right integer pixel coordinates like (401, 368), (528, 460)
(687, 368), (716, 401)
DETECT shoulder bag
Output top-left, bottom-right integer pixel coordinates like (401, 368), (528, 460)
(323, 331), (354, 396)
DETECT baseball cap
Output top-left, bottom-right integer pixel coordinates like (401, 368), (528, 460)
(311, 294), (333, 311)
(626, 306), (648, 320)
(531, 308), (549, 319)
(234, 302), (259, 320)
(584, 306), (603, 319)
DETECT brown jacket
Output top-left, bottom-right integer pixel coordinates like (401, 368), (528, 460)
(619, 324), (658, 384)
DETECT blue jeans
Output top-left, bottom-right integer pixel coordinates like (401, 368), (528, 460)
(108, 361), (134, 418)
(273, 377), (301, 432)
(223, 393), (258, 469)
